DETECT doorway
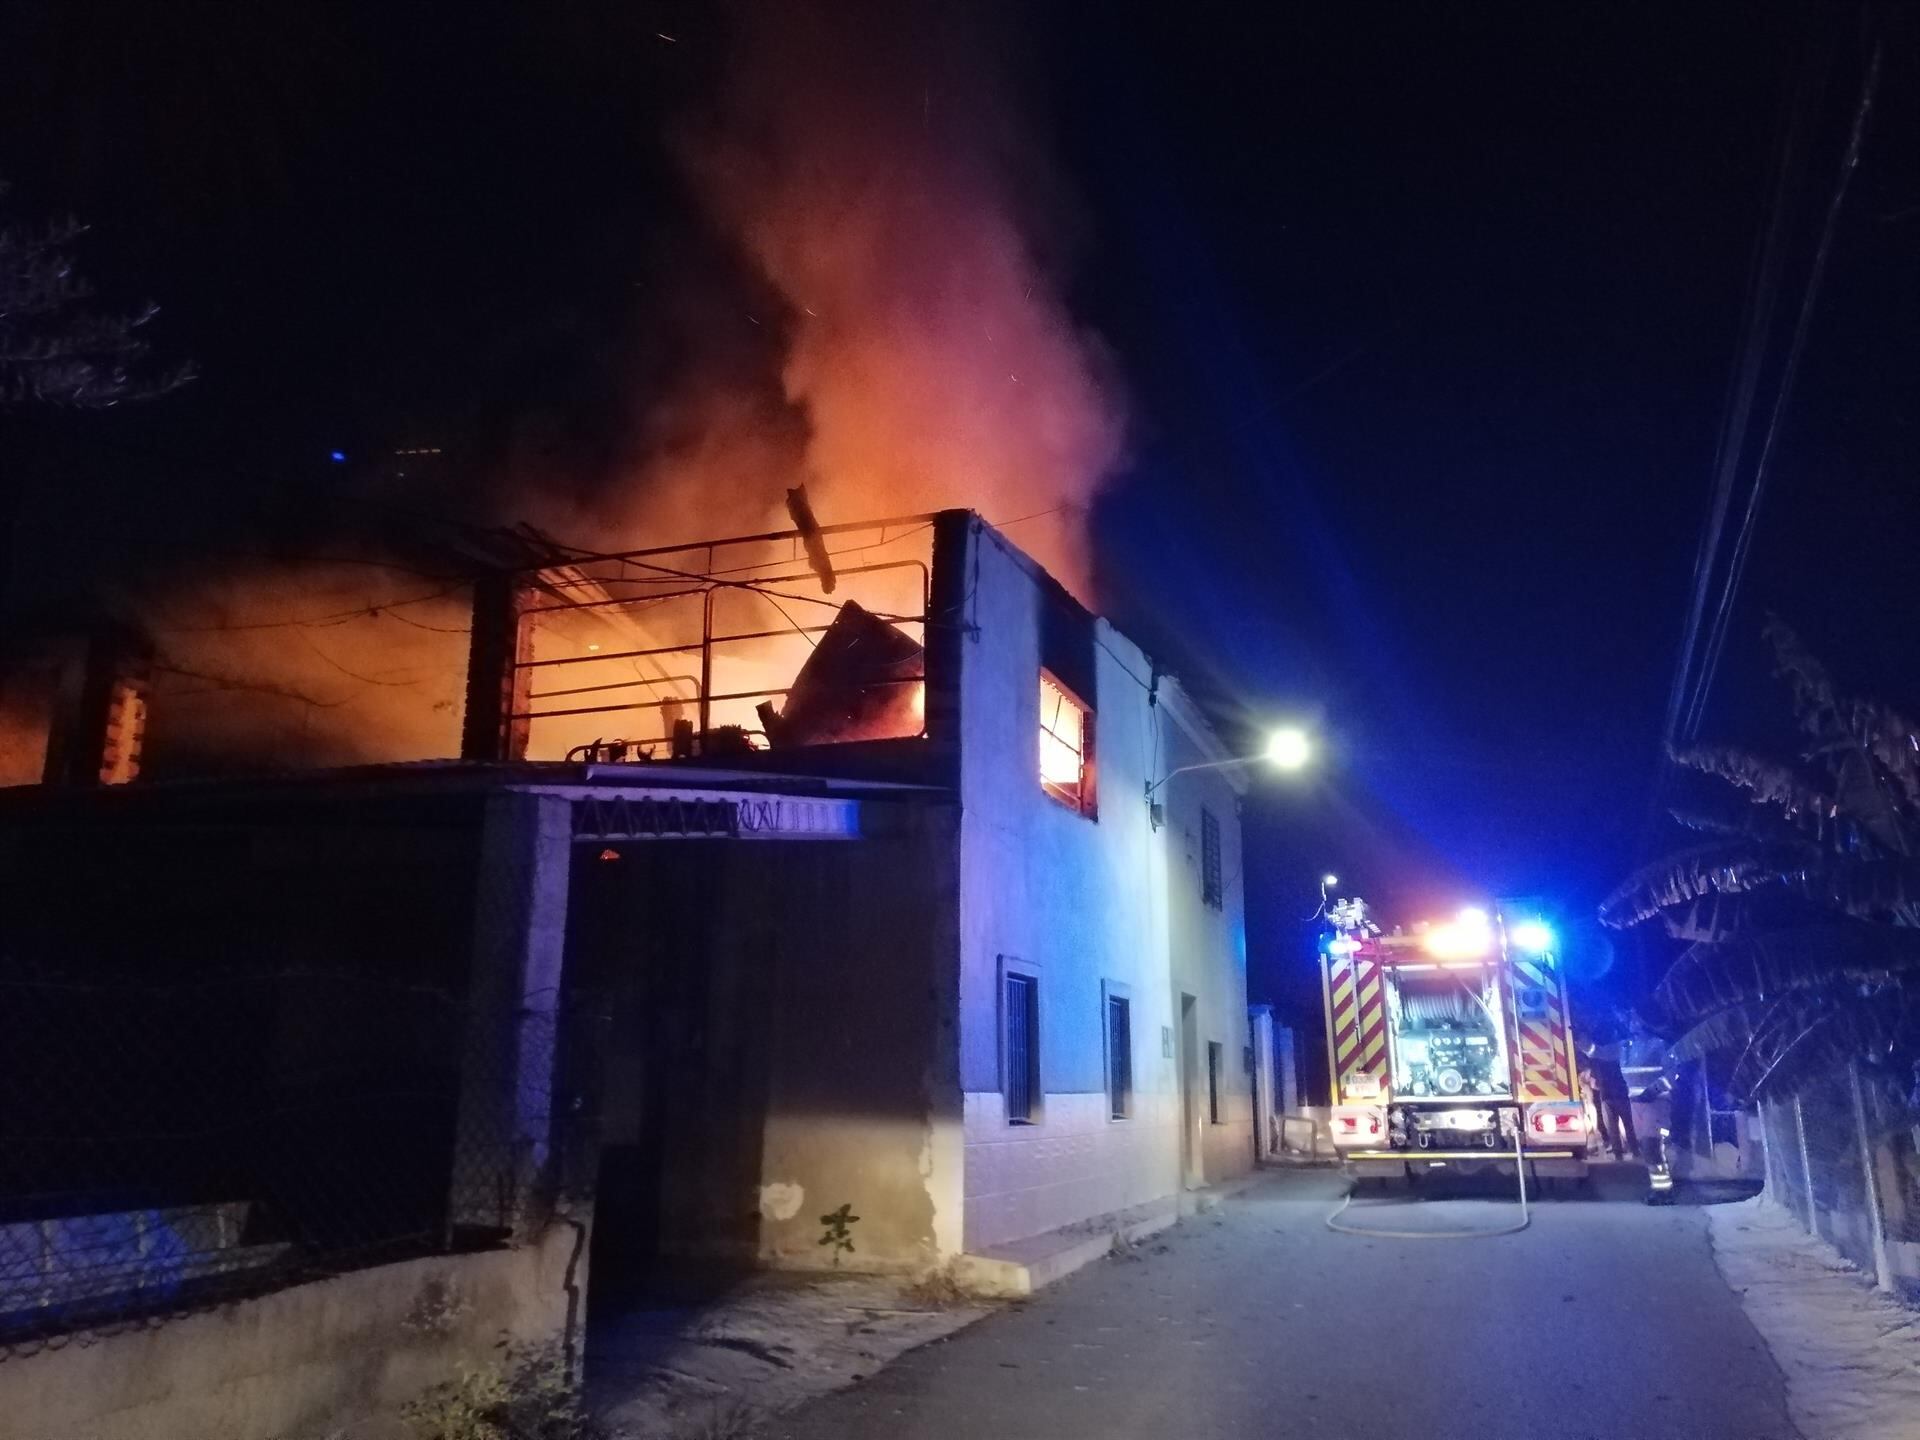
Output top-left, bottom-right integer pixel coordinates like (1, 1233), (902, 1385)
(1180, 993), (1201, 1189)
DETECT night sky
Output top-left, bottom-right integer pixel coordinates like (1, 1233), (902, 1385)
(4, 3), (1917, 1036)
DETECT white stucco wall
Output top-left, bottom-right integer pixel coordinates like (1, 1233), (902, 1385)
(1156, 691), (1255, 1186)
(953, 522), (1250, 1252)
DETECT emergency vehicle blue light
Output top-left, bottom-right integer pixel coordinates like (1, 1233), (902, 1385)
(1511, 920), (1554, 955)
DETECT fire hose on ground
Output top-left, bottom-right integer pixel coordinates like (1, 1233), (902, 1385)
(1323, 1121), (1532, 1239)
(1325, 976), (1533, 1239)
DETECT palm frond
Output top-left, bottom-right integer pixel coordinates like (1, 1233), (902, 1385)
(1742, 989), (1909, 1101)
(1669, 744), (1853, 848)
(1738, 1006), (1836, 1100)
(1766, 617), (1841, 739)
(1789, 854), (1920, 925)
(1667, 808), (1758, 840)
(1670, 1002), (1759, 1065)
(1665, 795), (1844, 854)
(1730, 995), (1799, 1096)
(1765, 618), (1916, 856)
(1599, 842), (1804, 932)
(1655, 923), (1920, 1023)
(1607, 622), (1920, 1103)
(1850, 697), (1920, 814)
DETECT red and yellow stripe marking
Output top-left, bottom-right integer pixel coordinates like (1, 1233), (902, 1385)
(1510, 949), (1573, 1101)
(1330, 952), (1390, 1099)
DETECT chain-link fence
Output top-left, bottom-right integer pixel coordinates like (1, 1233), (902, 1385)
(1757, 1062), (1920, 1305)
(0, 966), (603, 1357)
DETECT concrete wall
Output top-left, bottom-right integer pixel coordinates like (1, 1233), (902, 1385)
(4, 1223), (582, 1440)
(572, 797), (962, 1278)
(0, 782), (594, 1440)
(954, 521), (1247, 1251)
(0, 784), (498, 1300)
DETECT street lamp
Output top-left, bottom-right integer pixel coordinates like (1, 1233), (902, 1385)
(1144, 726), (1314, 829)
(1265, 726), (1312, 770)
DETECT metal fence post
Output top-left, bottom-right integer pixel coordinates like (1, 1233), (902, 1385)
(1759, 1098), (1779, 1205)
(1249, 1005), (1278, 1161)
(1793, 1094), (1817, 1229)
(1850, 1060), (1894, 1291)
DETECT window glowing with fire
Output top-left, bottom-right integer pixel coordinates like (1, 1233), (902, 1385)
(1039, 671), (1093, 814)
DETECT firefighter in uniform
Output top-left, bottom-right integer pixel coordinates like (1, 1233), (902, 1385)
(1580, 1028), (1639, 1162)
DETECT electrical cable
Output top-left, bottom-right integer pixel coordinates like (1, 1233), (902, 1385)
(1095, 634), (1154, 692)
(149, 582), (468, 633)
(1680, 33), (1884, 744)
(1661, 50), (1816, 750)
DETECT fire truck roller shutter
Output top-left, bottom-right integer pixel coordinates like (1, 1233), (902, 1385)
(1400, 992), (1473, 1028)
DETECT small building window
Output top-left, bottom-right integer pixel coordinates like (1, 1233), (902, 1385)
(1208, 1041), (1224, 1124)
(1200, 807), (1223, 910)
(1039, 671), (1095, 816)
(1004, 972), (1038, 1125)
(1106, 994), (1133, 1120)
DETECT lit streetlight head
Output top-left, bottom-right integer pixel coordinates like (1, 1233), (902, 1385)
(1265, 727), (1311, 770)
(1322, 873), (1339, 888)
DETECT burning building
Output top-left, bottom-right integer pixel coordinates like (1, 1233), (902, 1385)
(0, 510), (1254, 1438)
(453, 506), (1259, 1256)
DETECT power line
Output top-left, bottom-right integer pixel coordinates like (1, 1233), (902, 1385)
(1661, 48), (1817, 749)
(1680, 34), (1884, 744)
(149, 582), (469, 634)
(297, 631), (426, 688)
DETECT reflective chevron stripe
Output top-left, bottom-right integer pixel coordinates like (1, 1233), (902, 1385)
(1331, 952), (1391, 1098)
(1510, 947), (1572, 1100)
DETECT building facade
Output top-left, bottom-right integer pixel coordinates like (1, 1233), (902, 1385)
(951, 520), (1253, 1253)
(0, 511), (1254, 1436)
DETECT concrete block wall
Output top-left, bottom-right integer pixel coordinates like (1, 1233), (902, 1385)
(962, 1091), (1181, 1252)
(3, 1224), (583, 1440)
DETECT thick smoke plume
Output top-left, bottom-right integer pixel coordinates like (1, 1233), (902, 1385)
(13, 2), (1125, 779)
(596, 0), (1124, 599)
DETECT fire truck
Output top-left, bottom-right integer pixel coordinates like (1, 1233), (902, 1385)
(1319, 898), (1591, 1182)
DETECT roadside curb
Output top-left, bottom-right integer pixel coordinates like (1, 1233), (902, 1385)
(954, 1172), (1263, 1297)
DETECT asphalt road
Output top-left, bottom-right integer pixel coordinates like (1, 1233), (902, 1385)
(766, 1168), (1799, 1440)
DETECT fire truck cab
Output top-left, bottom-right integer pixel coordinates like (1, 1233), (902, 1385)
(1319, 899), (1590, 1182)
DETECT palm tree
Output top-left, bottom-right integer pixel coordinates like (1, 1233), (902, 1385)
(1600, 619), (1920, 1103)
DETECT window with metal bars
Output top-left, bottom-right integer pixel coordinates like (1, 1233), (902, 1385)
(1106, 994), (1132, 1120)
(1208, 1041), (1224, 1124)
(1004, 972), (1038, 1125)
(1200, 807), (1223, 909)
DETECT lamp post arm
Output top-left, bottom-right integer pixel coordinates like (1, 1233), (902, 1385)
(1144, 754), (1249, 801)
